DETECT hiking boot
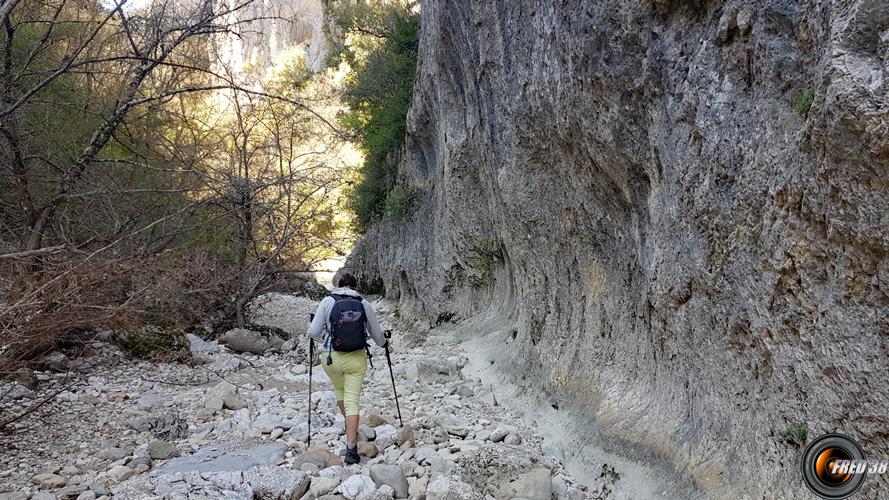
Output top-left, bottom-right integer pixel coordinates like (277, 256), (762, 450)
(345, 445), (359, 464)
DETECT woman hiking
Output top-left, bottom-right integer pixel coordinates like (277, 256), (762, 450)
(306, 273), (388, 464)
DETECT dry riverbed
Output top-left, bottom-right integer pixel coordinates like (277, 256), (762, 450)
(1, 293), (615, 499)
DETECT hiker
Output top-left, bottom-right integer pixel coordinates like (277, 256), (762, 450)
(307, 272), (387, 464)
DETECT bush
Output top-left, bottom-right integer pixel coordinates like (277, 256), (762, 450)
(786, 422), (809, 444)
(113, 326), (189, 361)
(792, 89), (813, 117)
(384, 185), (421, 218)
(0, 257), (141, 370)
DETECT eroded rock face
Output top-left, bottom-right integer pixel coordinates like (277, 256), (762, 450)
(212, 0), (331, 75)
(346, 1), (889, 497)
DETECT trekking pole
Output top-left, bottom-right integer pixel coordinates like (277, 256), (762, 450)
(307, 314), (315, 446)
(383, 330), (403, 427)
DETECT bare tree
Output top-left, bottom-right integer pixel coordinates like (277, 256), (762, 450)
(0, 0), (352, 369)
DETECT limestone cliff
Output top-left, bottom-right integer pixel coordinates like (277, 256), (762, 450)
(212, 0), (332, 78)
(345, 0), (889, 497)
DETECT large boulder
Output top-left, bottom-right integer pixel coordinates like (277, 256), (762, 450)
(369, 465), (409, 499)
(219, 328), (272, 354)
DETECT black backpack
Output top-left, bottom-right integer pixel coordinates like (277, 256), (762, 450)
(328, 294), (367, 352)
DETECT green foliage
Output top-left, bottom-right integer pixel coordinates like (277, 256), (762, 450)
(510, 329), (518, 339)
(384, 185), (420, 218)
(792, 89), (814, 117)
(332, 1), (420, 232)
(786, 422), (809, 444)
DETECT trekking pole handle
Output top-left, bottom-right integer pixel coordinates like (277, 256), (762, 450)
(384, 330), (392, 339)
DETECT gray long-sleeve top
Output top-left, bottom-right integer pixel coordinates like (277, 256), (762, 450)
(306, 287), (387, 352)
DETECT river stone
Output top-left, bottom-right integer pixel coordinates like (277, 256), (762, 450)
(253, 413), (301, 432)
(113, 464), (308, 499)
(358, 442), (378, 458)
(503, 434), (522, 445)
(136, 394), (164, 409)
(363, 413), (386, 427)
(31, 473), (66, 488)
(408, 475), (429, 498)
(319, 466), (351, 481)
(368, 465), (409, 499)
(107, 465), (135, 483)
(186, 333), (221, 364)
(373, 425), (398, 449)
(488, 429), (508, 443)
(219, 328), (270, 354)
(293, 453), (327, 470)
(5, 384), (35, 400)
(223, 392), (248, 410)
(311, 476), (341, 496)
(358, 425), (376, 442)
(148, 440), (179, 460)
(395, 426), (413, 447)
(126, 412), (188, 440)
(301, 447), (344, 467)
(339, 474), (376, 500)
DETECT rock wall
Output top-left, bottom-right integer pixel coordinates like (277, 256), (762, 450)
(345, 0), (889, 497)
(212, 0), (332, 77)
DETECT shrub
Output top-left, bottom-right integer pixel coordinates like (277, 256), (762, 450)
(384, 185), (421, 218)
(792, 89), (814, 117)
(0, 257), (141, 370)
(113, 326), (189, 361)
(786, 422), (809, 444)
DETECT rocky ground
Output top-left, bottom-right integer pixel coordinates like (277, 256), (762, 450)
(0, 294), (609, 500)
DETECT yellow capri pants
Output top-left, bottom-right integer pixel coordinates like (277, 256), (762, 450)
(321, 349), (367, 416)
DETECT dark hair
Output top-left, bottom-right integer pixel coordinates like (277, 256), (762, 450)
(337, 273), (358, 289)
